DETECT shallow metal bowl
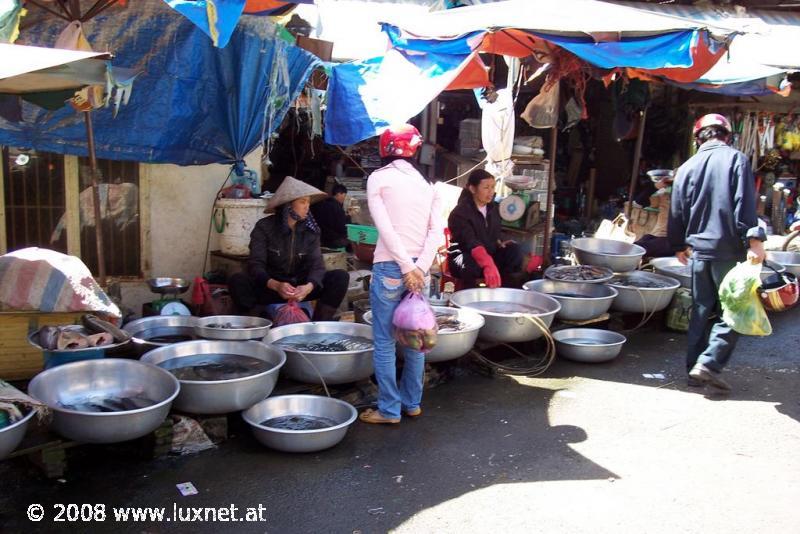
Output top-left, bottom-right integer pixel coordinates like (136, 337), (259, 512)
(0, 408), (36, 460)
(544, 264), (614, 284)
(263, 322), (374, 385)
(148, 277), (190, 295)
(123, 315), (200, 355)
(523, 280), (618, 321)
(607, 271), (681, 313)
(141, 340), (285, 414)
(766, 252), (800, 277)
(649, 257), (692, 289)
(195, 315), (272, 341)
(363, 306), (485, 362)
(27, 359), (179, 444)
(451, 288), (560, 343)
(572, 238), (645, 273)
(242, 395), (357, 453)
(28, 325), (130, 356)
(553, 328), (627, 363)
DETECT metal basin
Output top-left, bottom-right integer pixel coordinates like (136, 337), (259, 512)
(242, 395), (357, 453)
(141, 340), (285, 414)
(523, 280), (618, 321)
(123, 315), (200, 355)
(195, 315), (272, 341)
(553, 328), (626, 363)
(572, 237), (645, 273)
(766, 252), (800, 277)
(0, 408), (36, 460)
(27, 359), (179, 444)
(264, 322), (374, 385)
(363, 306), (485, 362)
(607, 272), (681, 313)
(148, 277), (190, 295)
(649, 257), (692, 289)
(451, 288), (560, 343)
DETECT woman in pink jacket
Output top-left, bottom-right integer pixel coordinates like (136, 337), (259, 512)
(359, 124), (443, 424)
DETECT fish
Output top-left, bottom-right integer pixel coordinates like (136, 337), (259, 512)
(87, 333), (114, 347)
(82, 314), (130, 343)
(56, 330), (90, 350)
(37, 326), (61, 350)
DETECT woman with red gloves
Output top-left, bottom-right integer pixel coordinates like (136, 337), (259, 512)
(447, 169), (533, 288)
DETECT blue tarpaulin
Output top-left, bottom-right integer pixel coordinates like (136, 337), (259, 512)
(0, 1), (319, 166)
(325, 0), (732, 146)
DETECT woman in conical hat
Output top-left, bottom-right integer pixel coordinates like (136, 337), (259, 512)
(228, 176), (348, 321)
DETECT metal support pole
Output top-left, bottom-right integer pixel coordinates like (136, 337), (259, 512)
(542, 126), (558, 266)
(625, 108), (648, 218)
(84, 111), (107, 286)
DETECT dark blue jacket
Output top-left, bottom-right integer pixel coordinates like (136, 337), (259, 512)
(668, 140), (761, 261)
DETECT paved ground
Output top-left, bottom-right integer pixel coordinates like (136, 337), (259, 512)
(1, 309), (799, 533)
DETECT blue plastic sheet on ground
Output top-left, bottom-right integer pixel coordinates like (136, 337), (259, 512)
(0, 1), (319, 166)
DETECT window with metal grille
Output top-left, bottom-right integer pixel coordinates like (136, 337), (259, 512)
(77, 157), (141, 278)
(2, 147), (67, 254)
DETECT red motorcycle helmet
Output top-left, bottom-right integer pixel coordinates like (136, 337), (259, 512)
(379, 124), (423, 158)
(759, 263), (799, 313)
(693, 113), (732, 137)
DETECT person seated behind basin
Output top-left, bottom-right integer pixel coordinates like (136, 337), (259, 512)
(447, 169), (524, 288)
(634, 173), (674, 258)
(228, 176), (348, 321)
(311, 182), (351, 250)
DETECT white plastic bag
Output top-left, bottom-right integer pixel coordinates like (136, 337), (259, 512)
(522, 83), (560, 129)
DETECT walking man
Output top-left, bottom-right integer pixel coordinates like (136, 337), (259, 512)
(668, 113), (766, 392)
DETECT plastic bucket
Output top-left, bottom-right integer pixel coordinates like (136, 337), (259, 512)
(214, 198), (268, 256)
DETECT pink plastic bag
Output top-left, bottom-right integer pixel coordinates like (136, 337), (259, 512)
(274, 301), (310, 327)
(392, 292), (438, 353)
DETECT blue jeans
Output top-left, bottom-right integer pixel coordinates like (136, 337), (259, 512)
(369, 261), (426, 419)
(687, 258), (740, 373)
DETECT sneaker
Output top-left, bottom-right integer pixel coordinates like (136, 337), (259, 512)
(358, 408), (400, 424)
(404, 407), (422, 417)
(688, 363), (732, 392)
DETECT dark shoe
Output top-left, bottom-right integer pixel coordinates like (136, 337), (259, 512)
(689, 363), (732, 392)
(687, 377), (705, 388)
(312, 303), (339, 322)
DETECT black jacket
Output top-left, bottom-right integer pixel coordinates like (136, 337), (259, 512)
(246, 214), (326, 289)
(310, 197), (348, 248)
(668, 140), (761, 261)
(447, 193), (501, 276)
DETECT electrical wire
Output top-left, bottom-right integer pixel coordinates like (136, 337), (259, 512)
(469, 314), (556, 376)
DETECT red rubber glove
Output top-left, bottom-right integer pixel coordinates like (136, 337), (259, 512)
(525, 255), (543, 273)
(471, 246), (502, 288)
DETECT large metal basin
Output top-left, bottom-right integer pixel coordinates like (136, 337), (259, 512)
(553, 328), (626, 363)
(607, 272), (681, 313)
(766, 252), (800, 277)
(649, 257), (692, 289)
(141, 340), (285, 414)
(242, 395), (357, 453)
(264, 322), (374, 385)
(195, 315), (272, 341)
(363, 306), (485, 362)
(28, 359), (179, 444)
(0, 408), (35, 460)
(123, 315), (200, 356)
(451, 288), (560, 343)
(572, 237), (645, 273)
(523, 280), (618, 321)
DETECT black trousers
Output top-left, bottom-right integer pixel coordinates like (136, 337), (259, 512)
(228, 270), (349, 313)
(456, 243), (524, 289)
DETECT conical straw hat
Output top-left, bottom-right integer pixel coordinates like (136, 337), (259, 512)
(266, 176), (327, 212)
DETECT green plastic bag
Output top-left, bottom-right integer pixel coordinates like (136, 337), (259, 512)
(719, 261), (772, 336)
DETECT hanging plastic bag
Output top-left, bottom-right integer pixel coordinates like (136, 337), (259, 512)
(392, 292), (438, 353)
(521, 83), (559, 129)
(719, 261), (772, 336)
(273, 301), (310, 327)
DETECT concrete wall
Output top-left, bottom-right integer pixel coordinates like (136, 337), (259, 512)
(118, 150), (261, 317)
